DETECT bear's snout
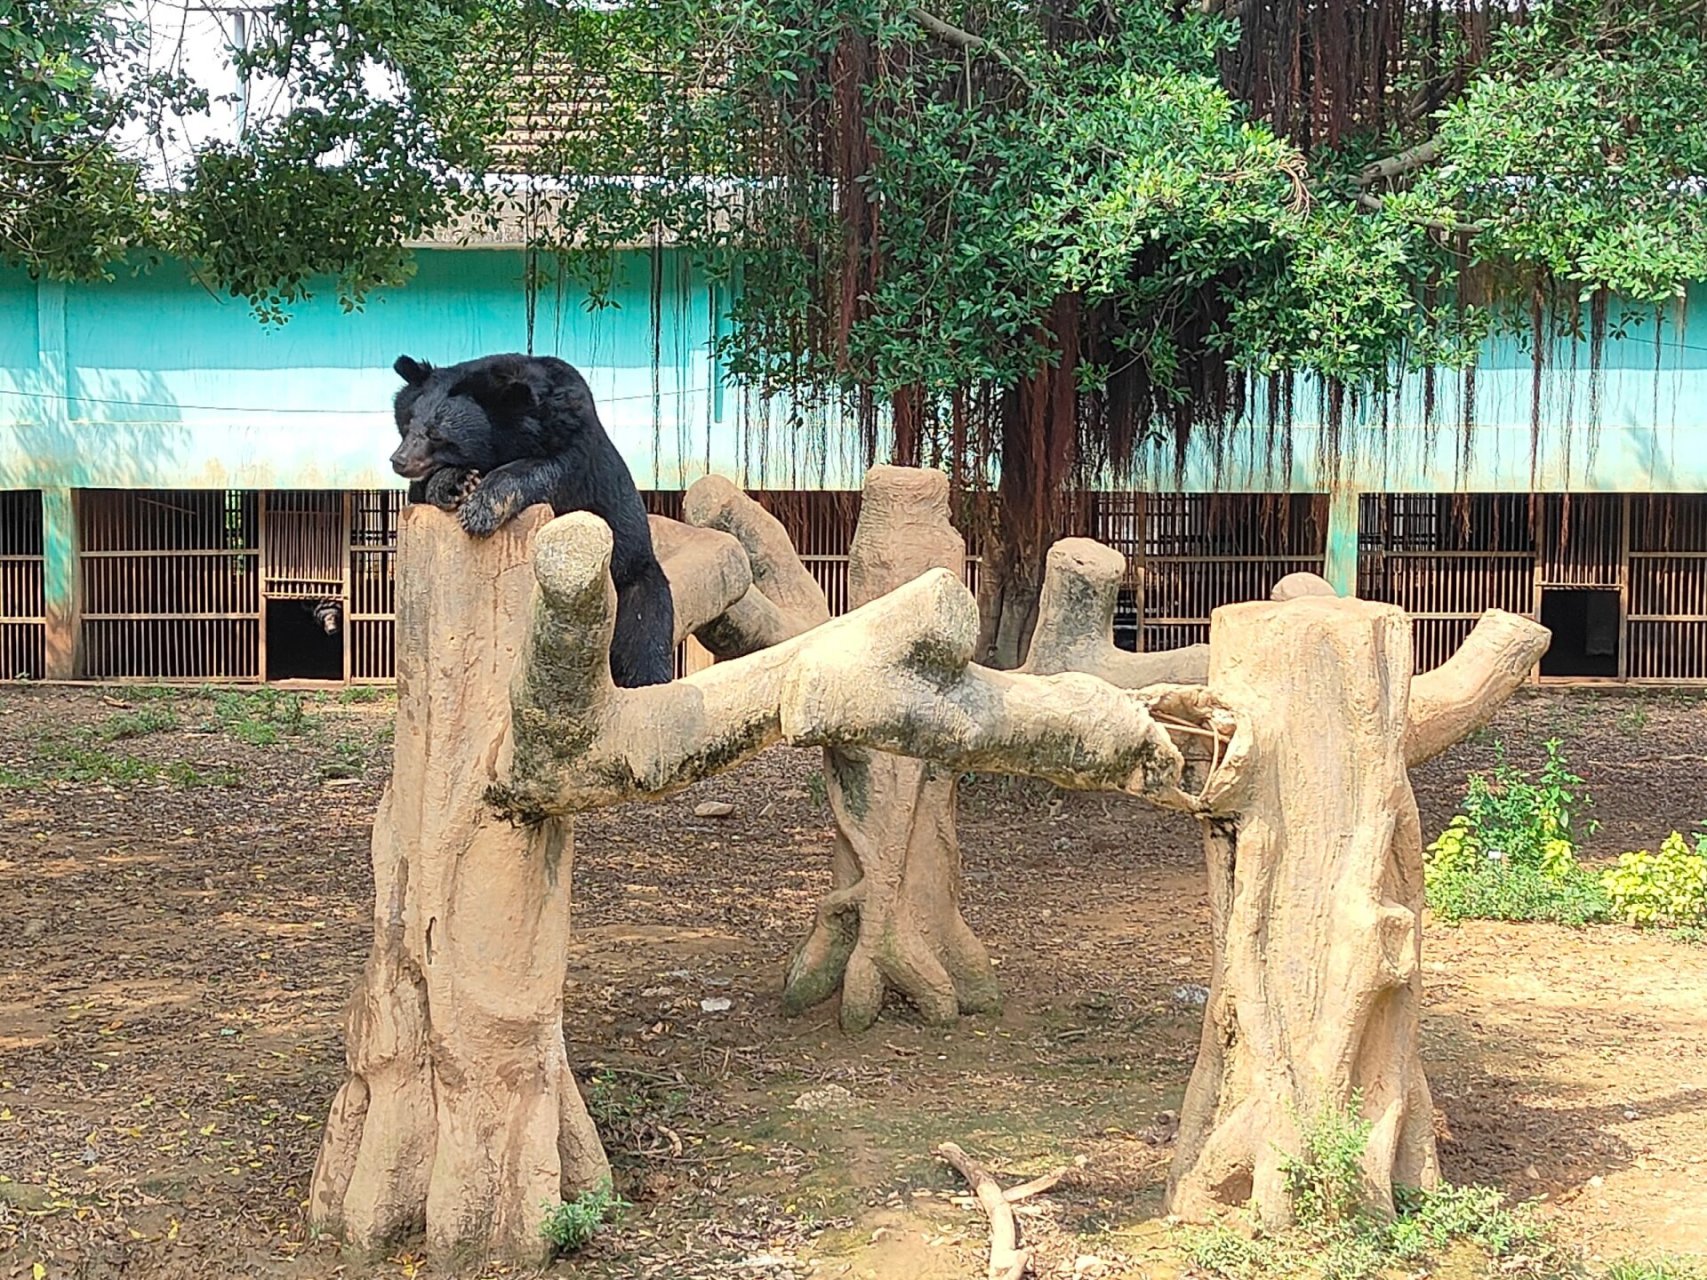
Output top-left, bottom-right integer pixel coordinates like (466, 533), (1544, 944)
(390, 440), (434, 479)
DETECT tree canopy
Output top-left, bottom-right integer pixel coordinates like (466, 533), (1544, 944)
(7, 0), (1707, 656)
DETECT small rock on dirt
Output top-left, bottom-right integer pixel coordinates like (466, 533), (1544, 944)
(694, 801), (735, 818)
(1172, 983), (1209, 1008)
(791, 1084), (858, 1114)
(700, 996), (733, 1013)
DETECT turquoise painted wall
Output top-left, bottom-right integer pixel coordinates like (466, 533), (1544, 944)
(2, 250), (1706, 495)
(1124, 298), (1707, 494)
(0, 249), (866, 493)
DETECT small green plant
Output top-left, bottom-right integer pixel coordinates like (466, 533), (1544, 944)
(1603, 1257), (1707, 1280)
(540, 1181), (626, 1256)
(337, 684), (386, 704)
(164, 760), (242, 788)
(43, 743), (163, 783)
(213, 688), (316, 745)
(1425, 738), (1613, 925)
(22, 736), (238, 788)
(97, 705), (180, 741)
(318, 738), (367, 780)
(1601, 831), (1707, 928)
(1279, 1095), (1373, 1227)
(805, 770), (828, 807)
(1187, 1100), (1554, 1280)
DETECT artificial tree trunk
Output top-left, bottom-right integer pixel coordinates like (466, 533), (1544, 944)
(1021, 537), (1210, 688)
(1163, 592), (1550, 1225)
(782, 465), (998, 1031)
(679, 474), (831, 659)
(307, 507), (608, 1261)
(498, 514), (1192, 819)
(310, 507), (754, 1261)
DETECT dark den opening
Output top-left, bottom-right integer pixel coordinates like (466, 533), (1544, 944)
(1539, 588), (1620, 678)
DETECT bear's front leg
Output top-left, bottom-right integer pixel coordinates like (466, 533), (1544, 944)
(421, 467), (479, 511)
(457, 470), (529, 537)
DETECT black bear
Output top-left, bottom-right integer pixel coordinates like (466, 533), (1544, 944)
(389, 352), (675, 688)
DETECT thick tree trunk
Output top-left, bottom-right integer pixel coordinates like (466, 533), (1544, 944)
(976, 532), (1044, 672)
(308, 507), (608, 1262)
(1164, 597), (1550, 1225)
(783, 466), (999, 1031)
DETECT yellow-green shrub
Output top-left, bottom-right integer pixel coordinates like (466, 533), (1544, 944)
(1601, 832), (1707, 927)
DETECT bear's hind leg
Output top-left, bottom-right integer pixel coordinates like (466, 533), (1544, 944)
(609, 563), (676, 688)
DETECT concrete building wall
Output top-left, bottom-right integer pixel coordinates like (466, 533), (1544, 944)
(4, 249), (1707, 682)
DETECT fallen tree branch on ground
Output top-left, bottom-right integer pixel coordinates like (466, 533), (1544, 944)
(935, 1142), (1030, 1280)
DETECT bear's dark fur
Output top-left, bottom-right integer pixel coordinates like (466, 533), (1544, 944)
(390, 352), (675, 688)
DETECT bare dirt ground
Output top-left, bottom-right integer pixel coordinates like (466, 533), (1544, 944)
(0, 684), (1703, 1280)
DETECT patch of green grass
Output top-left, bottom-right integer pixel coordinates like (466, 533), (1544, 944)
(1603, 1258), (1707, 1280)
(96, 705), (179, 741)
(43, 743), (166, 784)
(540, 1181), (626, 1256)
(1429, 859), (1615, 926)
(317, 737), (367, 780)
(19, 738), (239, 788)
(212, 688), (316, 745)
(336, 684), (388, 704)
(0, 766), (41, 788)
(1426, 739), (1615, 926)
(99, 684), (184, 705)
(1186, 1099), (1556, 1280)
(164, 760), (242, 788)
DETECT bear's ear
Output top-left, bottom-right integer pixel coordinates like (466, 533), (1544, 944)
(393, 355), (432, 386)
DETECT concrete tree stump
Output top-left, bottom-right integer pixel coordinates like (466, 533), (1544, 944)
(1163, 595), (1550, 1225)
(782, 466), (999, 1031)
(680, 474), (831, 660)
(310, 506), (755, 1262)
(1022, 537), (1210, 688)
(307, 507), (609, 1260)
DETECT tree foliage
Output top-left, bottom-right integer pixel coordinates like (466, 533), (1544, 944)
(8, 0), (1707, 655)
(0, 0), (499, 314)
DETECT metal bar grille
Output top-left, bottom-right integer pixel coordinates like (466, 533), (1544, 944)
(348, 489), (404, 683)
(1359, 494), (1538, 673)
(78, 490), (260, 680)
(12, 486), (1707, 684)
(1537, 494), (1623, 587)
(1627, 495), (1707, 680)
(266, 491), (345, 596)
(1088, 492), (1328, 652)
(0, 491), (45, 679)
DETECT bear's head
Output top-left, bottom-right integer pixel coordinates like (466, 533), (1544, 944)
(389, 355), (505, 480)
